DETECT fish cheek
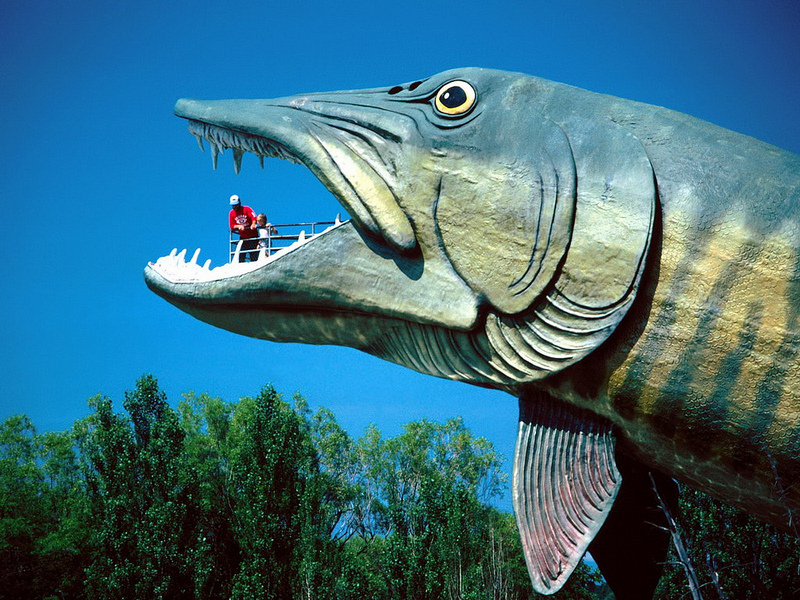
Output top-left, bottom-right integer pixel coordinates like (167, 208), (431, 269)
(432, 108), (577, 315)
(435, 165), (570, 315)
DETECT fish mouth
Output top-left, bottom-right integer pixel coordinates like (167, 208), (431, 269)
(144, 89), (482, 342)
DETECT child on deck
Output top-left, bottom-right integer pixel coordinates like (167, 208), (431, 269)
(256, 214), (278, 255)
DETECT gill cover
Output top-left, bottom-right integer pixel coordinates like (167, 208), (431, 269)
(436, 84), (656, 379)
(435, 108), (577, 315)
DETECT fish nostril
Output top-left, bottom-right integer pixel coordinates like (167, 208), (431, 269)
(409, 81), (423, 91)
(388, 86), (403, 95)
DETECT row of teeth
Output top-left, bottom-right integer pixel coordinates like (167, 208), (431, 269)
(150, 218), (345, 283)
(188, 120), (302, 173)
(151, 120), (339, 282)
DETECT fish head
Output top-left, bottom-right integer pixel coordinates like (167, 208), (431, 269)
(145, 68), (654, 390)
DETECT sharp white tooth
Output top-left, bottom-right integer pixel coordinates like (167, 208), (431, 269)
(233, 239), (243, 262)
(190, 248), (201, 265)
(335, 213), (341, 225)
(258, 155), (265, 169)
(203, 259), (211, 270)
(211, 143), (219, 170)
(298, 230), (306, 242)
(259, 249), (268, 261)
(169, 248), (177, 257)
(233, 148), (244, 174)
(194, 134), (205, 152)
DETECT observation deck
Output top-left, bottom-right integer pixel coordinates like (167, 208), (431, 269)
(229, 217), (341, 263)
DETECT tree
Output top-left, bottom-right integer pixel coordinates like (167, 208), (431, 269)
(177, 391), (241, 599)
(312, 413), (525, 599)
(0, 414), (50, 599)
(81, 375), (197, 599)
(35, 427), (93, 599)
(0, 415), (91, 600)
(226, 386), (330, 600)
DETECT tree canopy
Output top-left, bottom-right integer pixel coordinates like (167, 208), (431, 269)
(1, 375), (797, 599)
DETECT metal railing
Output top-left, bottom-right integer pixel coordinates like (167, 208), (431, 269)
(229, 218), (340, 263)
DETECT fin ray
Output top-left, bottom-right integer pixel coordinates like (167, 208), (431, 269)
(513, 390), (621, 595)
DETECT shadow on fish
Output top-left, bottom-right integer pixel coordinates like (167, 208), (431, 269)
(145, 68), (800, 599)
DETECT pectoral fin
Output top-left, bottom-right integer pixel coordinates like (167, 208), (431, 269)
(513, 390), (621, 595)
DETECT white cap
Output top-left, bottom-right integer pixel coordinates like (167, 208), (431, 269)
(229, 194), (241, 205)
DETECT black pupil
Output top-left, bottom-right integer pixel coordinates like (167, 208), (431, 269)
(441, 85), (467, 108)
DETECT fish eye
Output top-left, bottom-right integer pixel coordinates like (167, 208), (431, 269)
(434, 80), (476, 117)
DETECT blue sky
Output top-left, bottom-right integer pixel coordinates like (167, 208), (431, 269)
(1, 0), (798, 509)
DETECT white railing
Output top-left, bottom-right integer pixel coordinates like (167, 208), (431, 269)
(229, 218), (340, 263)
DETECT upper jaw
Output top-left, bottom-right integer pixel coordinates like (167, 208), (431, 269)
(174, 92), (420, 253)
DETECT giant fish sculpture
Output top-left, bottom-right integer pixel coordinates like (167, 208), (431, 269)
(145, 68), (800, 599)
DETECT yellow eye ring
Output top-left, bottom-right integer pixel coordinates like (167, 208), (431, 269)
(434, 80), (477, 117)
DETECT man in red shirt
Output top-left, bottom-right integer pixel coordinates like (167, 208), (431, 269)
(228, 194), (259, 262)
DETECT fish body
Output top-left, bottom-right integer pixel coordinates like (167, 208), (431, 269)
(145, 68), (800, 597)
(536, 89), (800, 526)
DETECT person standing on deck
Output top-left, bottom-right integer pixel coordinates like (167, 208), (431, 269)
(228, 194), (258, 262)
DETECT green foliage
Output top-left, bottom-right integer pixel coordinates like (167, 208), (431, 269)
(0, 414), (49, 599)
(176, 391), (241, 598)
(655, 485), (800, 600)
(365, 418), (507, 600)
(226, 387), (329, 599)
(0, 415), (90, 600)
(81, 375), (195, 599)
(20, 375), (800, 600)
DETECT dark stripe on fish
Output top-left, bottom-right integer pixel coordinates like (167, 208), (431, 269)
(612, 223), (717, 419)
(649, 241), (761, 452)
(751, 250), (800, 439)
